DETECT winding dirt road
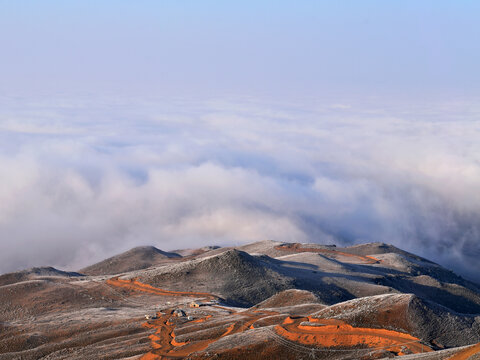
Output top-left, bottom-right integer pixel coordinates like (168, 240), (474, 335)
(107, 276), (433, 359)
(106, 277), (217, 300)
(275, 316), (432, 356)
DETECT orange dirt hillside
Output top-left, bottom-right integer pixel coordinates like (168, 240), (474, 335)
(107, 277), (283, 358)
(448, 342), (480, 360)
(275, 316), (432, 356)
(139, 309), (281, 359)
(107, 276), (432, 358)
(106, 277), (217, 300)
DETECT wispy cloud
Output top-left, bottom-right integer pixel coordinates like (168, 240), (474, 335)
(1, 95), (480, 281)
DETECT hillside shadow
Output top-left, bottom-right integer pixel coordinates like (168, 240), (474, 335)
(379, 276), (480, 314)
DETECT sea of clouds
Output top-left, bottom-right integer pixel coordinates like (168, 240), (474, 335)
(1, 94), (480, 281)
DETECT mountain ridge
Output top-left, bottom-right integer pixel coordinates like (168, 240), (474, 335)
(1, 240), (480, 359)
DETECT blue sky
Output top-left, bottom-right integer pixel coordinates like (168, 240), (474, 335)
(1, 1), (479, 98)
(1, 2), (480, 281)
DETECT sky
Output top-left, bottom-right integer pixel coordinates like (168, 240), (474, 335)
(1, 1), (479, 98)
(1, 1), (480, 281)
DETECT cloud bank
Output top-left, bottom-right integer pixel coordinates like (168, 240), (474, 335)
(1, 95), (480, 282)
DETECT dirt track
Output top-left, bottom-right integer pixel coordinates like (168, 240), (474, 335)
(107, 277), (280, 359)
(106, 276), (434, 359)
(106, 277), (217, 300)
(276, 316), (432, 356)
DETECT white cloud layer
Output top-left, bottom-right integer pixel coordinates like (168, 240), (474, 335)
(1, 95), (480, 281)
